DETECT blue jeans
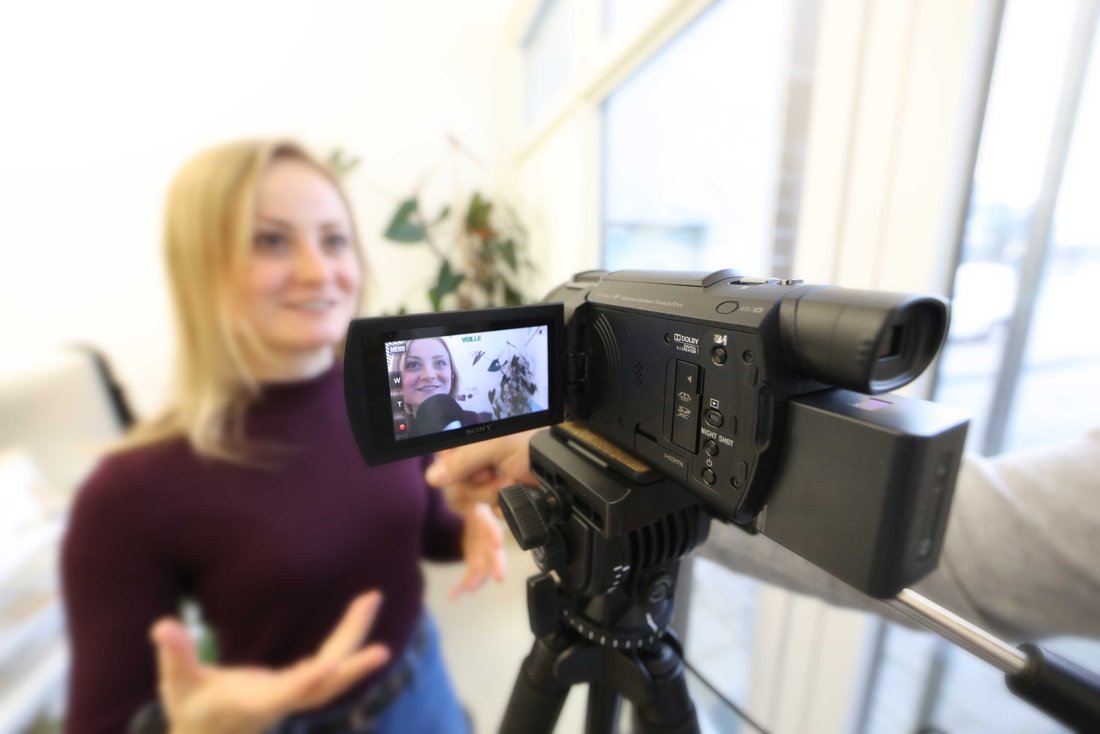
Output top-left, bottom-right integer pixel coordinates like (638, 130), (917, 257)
(369, 615), (469, 734)
(274, 614), (469, 734)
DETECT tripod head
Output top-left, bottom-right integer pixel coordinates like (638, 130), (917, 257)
(495, 425), (713, 734)
(500, 424), (711, 648)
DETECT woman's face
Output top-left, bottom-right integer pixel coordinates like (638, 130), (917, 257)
(240, 158), (362, 373)
(401, 338), (453, 416)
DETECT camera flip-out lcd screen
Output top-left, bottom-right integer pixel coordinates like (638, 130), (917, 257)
(344, 304), (565, 465)
(386, 325), (552, 440)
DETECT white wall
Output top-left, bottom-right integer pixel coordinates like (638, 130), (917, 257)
(0, 0), (514, 416)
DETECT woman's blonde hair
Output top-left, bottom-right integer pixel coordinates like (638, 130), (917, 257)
(124, 139), (366, 462)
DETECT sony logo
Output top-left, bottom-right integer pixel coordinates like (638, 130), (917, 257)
(465, 424), (493, 435)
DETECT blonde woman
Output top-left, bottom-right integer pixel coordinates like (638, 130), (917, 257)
(61, 140), (501, 734)
(394, 337), (491, 436)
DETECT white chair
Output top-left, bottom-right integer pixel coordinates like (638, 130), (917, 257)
(0, 348), (132, 733)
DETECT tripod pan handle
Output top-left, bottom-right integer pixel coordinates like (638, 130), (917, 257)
(1006, 642), (1100, 731)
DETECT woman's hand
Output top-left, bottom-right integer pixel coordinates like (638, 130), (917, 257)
(451, 502), (506, 598)
(427, 430), (538, 514)
(151, 591), (391, 734)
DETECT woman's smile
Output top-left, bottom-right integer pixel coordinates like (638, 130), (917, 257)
(283, 298), (339, 313)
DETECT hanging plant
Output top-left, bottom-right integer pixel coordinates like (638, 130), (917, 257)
(383, 189), (533, 312)
(329, 139), (535, 313)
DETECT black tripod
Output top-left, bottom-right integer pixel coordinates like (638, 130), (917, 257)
(497, 426), (711, 734)
(498, 598), (698, 734)
(495, 426), (1100, 733)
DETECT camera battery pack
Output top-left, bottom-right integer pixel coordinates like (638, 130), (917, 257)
(758, 389), (969, 597)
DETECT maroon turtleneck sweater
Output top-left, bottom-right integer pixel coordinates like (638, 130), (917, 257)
(60, 364), (464, 734)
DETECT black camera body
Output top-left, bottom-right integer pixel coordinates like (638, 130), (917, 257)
(345, 269), (969, 596)
(547, 270), (966, 596)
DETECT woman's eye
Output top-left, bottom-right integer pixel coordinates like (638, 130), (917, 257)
(433, 359), (448, 370)
(404, 359), (421, 371)
(254, 232), (288, 251)
(323, 233), (350, 249)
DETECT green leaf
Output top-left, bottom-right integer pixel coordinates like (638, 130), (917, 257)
(481, 274), (499, 301)
(526, 381), (537, 395)
(441, 261), (465, 294)
(465, 191), (492, 231)
(488, 388), (496, 404)
(488, 359), (501, 373)
(428, 260), (465, 312)
(433, 205), (451, 225)
(384, 198), (426, 243)
(503, 283), (523, 306)
(499, 239), (518, 271)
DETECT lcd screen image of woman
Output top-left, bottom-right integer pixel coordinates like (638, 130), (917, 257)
(387, 326), (550, 439)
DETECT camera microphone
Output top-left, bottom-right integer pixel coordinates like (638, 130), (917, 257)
(412, 394), (466, 436)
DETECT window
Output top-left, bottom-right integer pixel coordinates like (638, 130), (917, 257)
(935, 0), (1100, 457)
(601, 0), (820, 275)
(858, 2), (1100, 731)
(603, 0), (667, 36)
(523, 0), (576, 125)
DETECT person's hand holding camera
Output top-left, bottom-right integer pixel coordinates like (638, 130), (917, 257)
(149, 592), (391, 734)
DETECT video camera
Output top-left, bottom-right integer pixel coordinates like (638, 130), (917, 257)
(344, 269), (968, 598)
(346, 270), (1100, 733)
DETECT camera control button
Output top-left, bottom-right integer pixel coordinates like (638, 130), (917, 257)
(673, 361), (702, 452)
(674, 360), (701, 396)
(711, 346), (728, 365)
(703, 439), (719, 456)
(705, 409), (724, 428)
(730, 461), (749, 489)
(716, 301), (739, 314)
(702, 468), (717, 485)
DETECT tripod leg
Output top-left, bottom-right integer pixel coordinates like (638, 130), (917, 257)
(585, 683), (622, 734)
(630, 644), (700, 734)
(500, 638), (572, 734)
